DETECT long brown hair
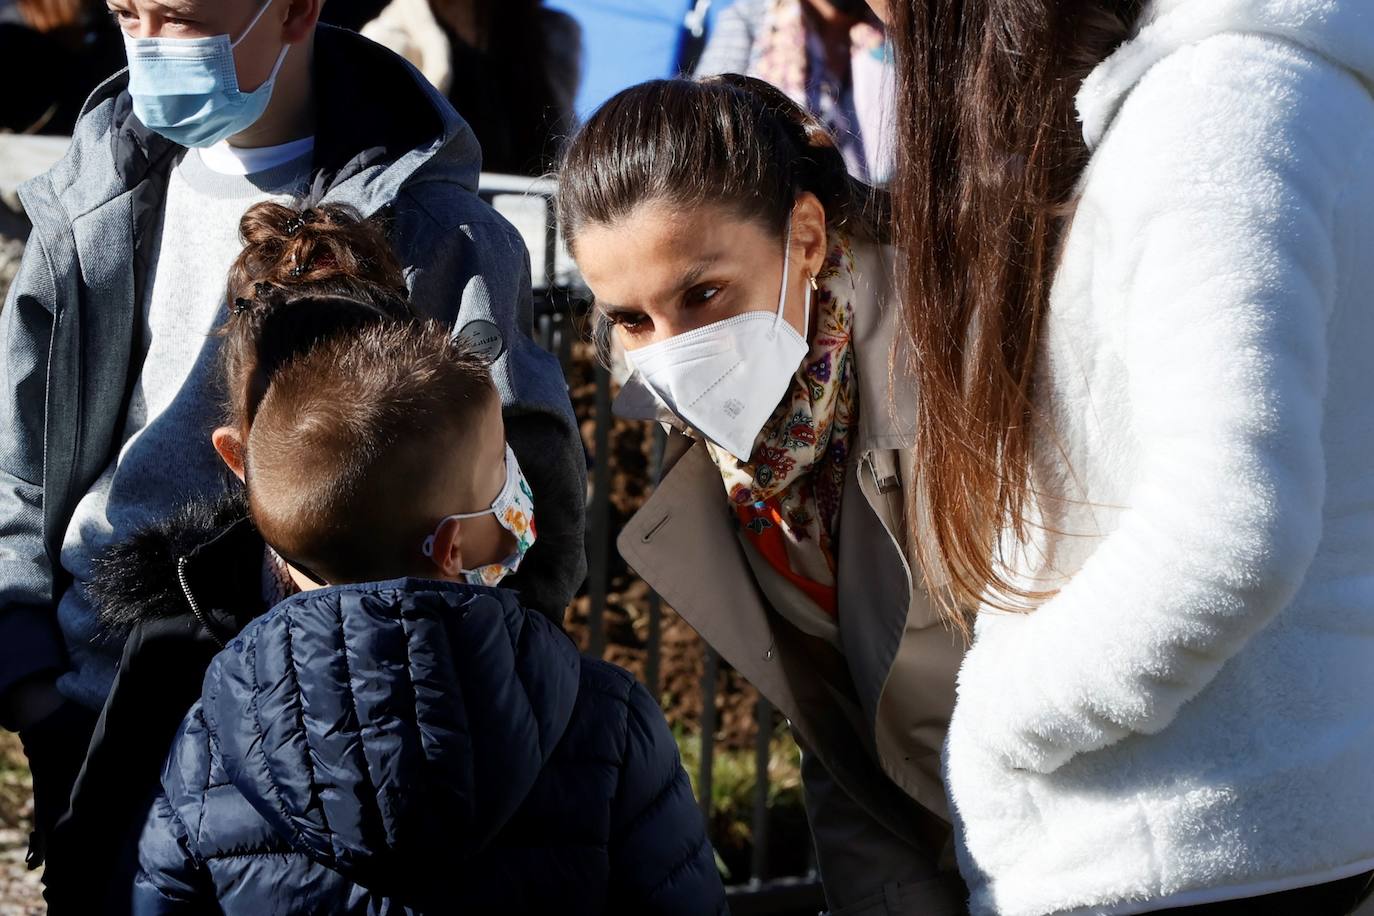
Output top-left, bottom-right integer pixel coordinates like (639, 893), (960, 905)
(888, 1), (1142, 634)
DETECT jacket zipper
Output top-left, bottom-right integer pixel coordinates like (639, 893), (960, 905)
(176, 556), (227, 649)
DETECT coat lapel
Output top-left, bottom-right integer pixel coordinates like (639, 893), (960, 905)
(619, 443), (791, 710)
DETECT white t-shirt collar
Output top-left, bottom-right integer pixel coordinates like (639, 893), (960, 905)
(197, 136), (316, 177)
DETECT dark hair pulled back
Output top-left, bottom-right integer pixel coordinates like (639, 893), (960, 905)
(557, 74), (887, 249)
(221, 201), (414, 436)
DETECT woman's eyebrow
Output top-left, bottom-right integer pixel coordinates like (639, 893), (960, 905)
(599, 302), (641, 320)
(676, 255), (721, 292)
(597, 255), (727, 315)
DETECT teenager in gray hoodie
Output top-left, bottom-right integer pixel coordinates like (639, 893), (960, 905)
(0, 0), (584, 898)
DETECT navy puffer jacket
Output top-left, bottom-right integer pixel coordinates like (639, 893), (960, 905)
(134, 579), (726, 915)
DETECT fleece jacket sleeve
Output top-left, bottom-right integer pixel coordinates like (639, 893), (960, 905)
(0, 230), (67, 702)
(953, 36), (1359, 775)
(608, 681), (727, 916)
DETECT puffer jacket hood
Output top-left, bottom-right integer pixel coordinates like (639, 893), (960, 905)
(1079, 0), (1374, 147)
(202, 579), (578, 904)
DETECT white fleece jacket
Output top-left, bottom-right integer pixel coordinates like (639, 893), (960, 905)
(944, 2), (1374, 914)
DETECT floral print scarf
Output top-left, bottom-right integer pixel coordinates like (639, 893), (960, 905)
(705, 235), (859, 617)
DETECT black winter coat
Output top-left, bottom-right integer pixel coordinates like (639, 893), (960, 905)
(48, 498), (269, 915)
(132, 578), (726, 915)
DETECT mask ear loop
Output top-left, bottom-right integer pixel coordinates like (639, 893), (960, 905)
(421, 445), (520, 558)
(774, 212), (819, 343)
(772, 213), (794, 339)
(231, 0), (292, 87)
(421, 508), (496, 559)
(232, 0), (282, 47)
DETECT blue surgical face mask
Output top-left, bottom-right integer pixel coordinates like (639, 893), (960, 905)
(123, 0), (290, 148)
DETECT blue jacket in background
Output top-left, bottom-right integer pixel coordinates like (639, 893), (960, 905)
(135, 579), (726, 915)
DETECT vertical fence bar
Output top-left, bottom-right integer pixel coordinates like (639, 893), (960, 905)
(750, 696), (774, 884)
(586, 362), (613, 658)
(557, 309), (573, 372)
(543, 192), (558, 293)
(699, 647), (719, 824)
(644, 425), (669, 698)
(645, 592), (663, 699)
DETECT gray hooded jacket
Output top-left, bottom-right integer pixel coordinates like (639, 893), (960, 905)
(0, 25), (585, 705)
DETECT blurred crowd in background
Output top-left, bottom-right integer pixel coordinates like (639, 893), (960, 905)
(0, 0), (892, 181)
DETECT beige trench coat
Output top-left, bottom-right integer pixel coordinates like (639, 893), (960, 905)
(617, 243), (967, 915)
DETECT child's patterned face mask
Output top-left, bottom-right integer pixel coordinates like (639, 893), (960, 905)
(421, 444), (537, 587)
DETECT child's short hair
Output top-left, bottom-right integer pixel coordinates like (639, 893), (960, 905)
(243, 318), (498, 585)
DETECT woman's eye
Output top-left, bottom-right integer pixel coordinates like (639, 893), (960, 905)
(688, 285), (723, 305)
(610, 313), (649, 334)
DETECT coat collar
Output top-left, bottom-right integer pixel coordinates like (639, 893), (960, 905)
(847, 240), (917, 451)
(88, 492), (267, 644)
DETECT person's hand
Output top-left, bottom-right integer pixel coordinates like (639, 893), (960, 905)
(2, 674), (64, 734)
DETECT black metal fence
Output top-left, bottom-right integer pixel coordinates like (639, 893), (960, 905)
(481, 176), (824, 914)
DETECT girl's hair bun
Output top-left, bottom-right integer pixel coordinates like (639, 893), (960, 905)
(227, 201), (408, 306)
(220, 200), (416, 437)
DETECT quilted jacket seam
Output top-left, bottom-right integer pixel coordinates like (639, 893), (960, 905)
(645, 832), (714, 901)
(617, 769), (681, 841)
(282, 607), (336, 859)
(334, 594), (387, 847)
(245, 628), (315, 854)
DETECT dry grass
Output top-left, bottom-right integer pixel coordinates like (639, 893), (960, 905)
(0, 735), (29, 832)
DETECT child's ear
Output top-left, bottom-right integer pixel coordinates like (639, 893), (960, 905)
(431, 518), (465, 579)
(212, 427), (247, 483)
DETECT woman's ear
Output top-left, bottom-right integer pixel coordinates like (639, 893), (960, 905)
(792, 192), (830, 280)
(430, 518), (466, 580)
(212, 427), (247, 483)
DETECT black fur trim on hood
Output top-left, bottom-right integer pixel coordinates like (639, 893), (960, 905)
(88, 492), (259, 635)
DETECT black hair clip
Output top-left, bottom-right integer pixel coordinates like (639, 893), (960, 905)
(284, 208), (318, 237)
(232, 297), (254, 315)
